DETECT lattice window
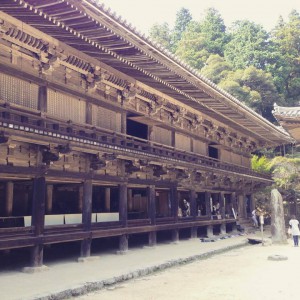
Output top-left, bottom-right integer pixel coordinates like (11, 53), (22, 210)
(0, 72), (38, 109)
(91, 104), (121, 132)
(193, 139), (207, 156)
(175, 133), (191, 152)
(151, 126), (172, 146)
(47, 89), (86, 124)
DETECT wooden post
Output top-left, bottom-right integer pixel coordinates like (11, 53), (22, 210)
(30, 177), (46, 268)
(86, 102), (92, 125)
(5, 181), (14, 216)
(148, 185), (156, 225)
(127, 188), (133, 212)
(46, 184), (53, 214)
(121, 111), (127, 134)
(190, 190), (196, 219)
(171, 186), (178, 222)
(80, 180), (92, 258)
(38, 86), (47, 112)
(219, 192), (225, 219)
(105, 187), (111, 212)
(32, 177), (46, 236)
(78, 185), (84, 213)
(119, 183), (127, 227)
(237, 193), (245, 219)
(205, 192), (211, 219)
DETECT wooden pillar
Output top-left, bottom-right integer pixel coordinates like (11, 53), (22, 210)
(190, 190), (196, 219)
(30, 177), (46, 267)
(171, 130), (175, 147)
(191, 227), (197, 239)
(38, 86), (47, 112)
(119, 183), (127, 227)
(5, 181), (14, 216)
(219, 192), (225, 219)
(78, 185), (84, 213)
(205, 192), (211, 219)
(81, 180), (92, 258)
(231, 192), (237, 217)
(46, 184), (53, 214)
(32, 177), (46, 236)
(207, 225), (214, 238)
(171, 186), (178, 222)
(237, 193), (245, 219)
(105, 188), (111, 212)
(148, 185), (156, 225)
(86, 102), (93, 125)
(220, 223), (226, 235)
(121, 111), (127, 134)
(127, 188), (133, 212)
(148, 231), (157, 247)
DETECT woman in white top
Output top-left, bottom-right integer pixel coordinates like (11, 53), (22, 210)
(289, 215), (300, 246)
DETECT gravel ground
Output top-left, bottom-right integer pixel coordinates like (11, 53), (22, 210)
(75, 238), (299, 300)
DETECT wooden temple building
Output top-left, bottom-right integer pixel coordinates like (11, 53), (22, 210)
(273, 104), (300, 143)
(0, 0), (293, 269)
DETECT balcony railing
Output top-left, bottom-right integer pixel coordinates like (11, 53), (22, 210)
(0, 102), (272, 180)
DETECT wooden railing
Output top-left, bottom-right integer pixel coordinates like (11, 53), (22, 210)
(0, 102), (272, 180)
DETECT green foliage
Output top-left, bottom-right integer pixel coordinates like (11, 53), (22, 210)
(251, 155), (272, 174)
(148, 6), (300, 123)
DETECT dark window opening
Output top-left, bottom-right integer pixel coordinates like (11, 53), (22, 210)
(208, 145), (219, 159)
(126, 119), (148, 140)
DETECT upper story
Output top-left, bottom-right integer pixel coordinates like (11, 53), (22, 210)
(0, 1), (293, 175)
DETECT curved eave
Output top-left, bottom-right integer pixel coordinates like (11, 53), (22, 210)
(0, 0), (293, 146)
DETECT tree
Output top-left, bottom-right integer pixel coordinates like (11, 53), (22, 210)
(224, 20), (273, 71)
(201, 54), (232, 84)
(149, 22), (172, 50)
(219, 66), (281, 120)
(270, 10), (300, 105)
(172, 7), (193, 52)
(175, 8), (228, 70)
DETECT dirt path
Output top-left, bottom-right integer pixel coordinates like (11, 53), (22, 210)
(76, 239), (300, 300)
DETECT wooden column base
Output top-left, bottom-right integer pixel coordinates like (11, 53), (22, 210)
(191, 227), (198, 239)
(117, 234), (128, 254)
(30, 244), (44, 268)
(220, 223), (226, 235)
(80, 238), (92, 258)
(148, 231), (157, 247)
(207, 225), (214, 238)
(172, 229), (179, 243)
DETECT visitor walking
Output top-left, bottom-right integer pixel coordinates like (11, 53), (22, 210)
(289, 215), (300, 247)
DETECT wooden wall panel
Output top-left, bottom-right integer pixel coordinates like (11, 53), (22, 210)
(221, 149), (231, 163)
(175, 133), (191, 152)
(152, 126), (172, 146)
(47, 89), (86, 124)
(91, 104), (121, 132)
(193, 139), (207, 156)
(0, 72), (38, 109)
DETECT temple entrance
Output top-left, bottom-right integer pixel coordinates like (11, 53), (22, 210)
(196, 192), (206, 216)
(155, 189), (172, 218)
(127, 188), (148, 220)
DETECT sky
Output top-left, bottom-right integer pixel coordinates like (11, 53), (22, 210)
(99, 0), (300, 35)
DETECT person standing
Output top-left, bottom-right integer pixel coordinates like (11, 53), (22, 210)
(289, 215), (300, 247)
(251, 208), (258, 228)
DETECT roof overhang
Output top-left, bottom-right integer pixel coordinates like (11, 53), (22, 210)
(0, 0), (294, 147)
